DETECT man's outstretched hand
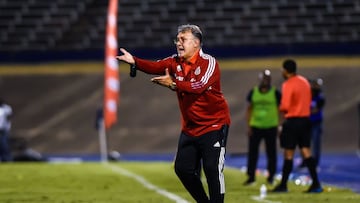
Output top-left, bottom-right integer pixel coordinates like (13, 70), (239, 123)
(151, 68), (174, 89)
(116, 48), (135, 65)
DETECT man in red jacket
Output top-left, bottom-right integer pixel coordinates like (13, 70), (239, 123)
(117, 24), (231, 203)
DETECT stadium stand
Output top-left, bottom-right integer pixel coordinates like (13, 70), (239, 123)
(0, 0), (359, 51)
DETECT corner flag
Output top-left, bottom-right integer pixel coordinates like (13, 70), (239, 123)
(104, 0), (119, 130)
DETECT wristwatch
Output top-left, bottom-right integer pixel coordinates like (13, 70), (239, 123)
(169, 81), (177, 90)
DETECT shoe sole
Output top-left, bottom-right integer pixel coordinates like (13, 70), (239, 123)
(306, 188), (323, 193)
(271, 189), (288, 193)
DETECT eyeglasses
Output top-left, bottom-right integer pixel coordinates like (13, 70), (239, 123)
(173, 37), (195, 44)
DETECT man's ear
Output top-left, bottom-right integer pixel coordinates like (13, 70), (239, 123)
(194, 38), (200, 48)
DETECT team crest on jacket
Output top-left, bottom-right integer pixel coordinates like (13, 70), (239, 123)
(177, 65), (182, 72)
(176, 76), (184, 81)
(195, 66), (201, 75)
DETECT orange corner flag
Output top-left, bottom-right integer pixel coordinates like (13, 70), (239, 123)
(104, 0), (119, 130)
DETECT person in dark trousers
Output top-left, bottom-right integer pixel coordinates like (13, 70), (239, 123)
(116, 24), (231, 203)
(272, 59), (323, 193)
(0, 98), (13, 162)
(309, 78), (325, 167)
(298, 78), (326, 169)
(244, 69), (281, 186)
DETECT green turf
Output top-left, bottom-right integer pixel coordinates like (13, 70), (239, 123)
(0, 162), (359, 203)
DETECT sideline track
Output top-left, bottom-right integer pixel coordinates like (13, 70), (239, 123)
(0, 55), (360, 75)
(226, 152), (360, 193)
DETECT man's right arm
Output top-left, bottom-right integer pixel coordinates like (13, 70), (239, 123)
(116, 47), (171, 75)
(134, 57), (171, 75)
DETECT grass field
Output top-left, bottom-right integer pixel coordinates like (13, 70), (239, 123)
(0, 162), (359, 203)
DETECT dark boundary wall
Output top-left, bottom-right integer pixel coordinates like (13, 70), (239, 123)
(1, 42), (360, 63)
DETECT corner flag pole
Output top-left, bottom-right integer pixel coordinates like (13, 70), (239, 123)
(101, 0), (119, 162)
(99, 118), (108, 162)
(358, 103), (360, 156)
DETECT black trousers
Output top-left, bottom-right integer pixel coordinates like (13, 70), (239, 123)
(246, 127), (277, 180)
(174, 125), (229, 203)
(0, 130), (11, 162)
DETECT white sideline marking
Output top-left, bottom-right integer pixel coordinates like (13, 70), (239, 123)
(251, 196), (282, 203)
(105, 163), (189, 203)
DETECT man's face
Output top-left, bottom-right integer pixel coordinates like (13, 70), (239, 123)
(175, 31), (199, 60)
(259, 76), (271, 88)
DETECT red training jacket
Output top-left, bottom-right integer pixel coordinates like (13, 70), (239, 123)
(134, 49), (231, 137)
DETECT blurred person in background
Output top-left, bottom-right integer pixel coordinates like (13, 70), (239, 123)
(272, 59), (323, 193)
(116, 24), (230, 203)
(309, 78), (325, 167)
(0, 98), (13, 162)
(298, 78), (326, 169)
(243, 69), (281, 186)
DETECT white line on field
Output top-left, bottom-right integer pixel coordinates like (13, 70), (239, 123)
(251, 195), (282, 203)
(105, 163), (189, 203)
